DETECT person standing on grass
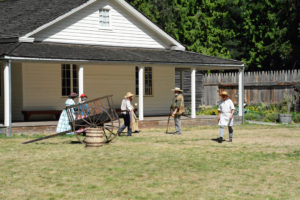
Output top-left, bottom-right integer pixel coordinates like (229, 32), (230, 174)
(217, 91), (235, 143)
(118, 92), (134, 136)
(56, 92), (78, 134)
(170, 87), (185, 134)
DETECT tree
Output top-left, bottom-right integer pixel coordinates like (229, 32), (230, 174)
(126, 0), (300, 70)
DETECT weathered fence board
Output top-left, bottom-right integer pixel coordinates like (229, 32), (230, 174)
(175, 69), (300, 111)
(202, 69), (300, 106)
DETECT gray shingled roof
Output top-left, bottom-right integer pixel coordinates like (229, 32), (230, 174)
(0, 0), (89, 38)
(0, 42), (243, 67)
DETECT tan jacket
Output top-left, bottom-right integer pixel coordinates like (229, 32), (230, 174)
(172, 94), (185, 115)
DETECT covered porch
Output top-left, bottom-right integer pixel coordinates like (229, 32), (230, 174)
(0, 42), (244, 136)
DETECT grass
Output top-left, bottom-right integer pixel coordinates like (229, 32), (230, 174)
(0, 125), (299, 200)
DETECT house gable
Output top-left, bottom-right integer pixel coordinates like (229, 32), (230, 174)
(31, 0), (179, 49)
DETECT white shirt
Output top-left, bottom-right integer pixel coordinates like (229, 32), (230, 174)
(121, 98), (133, 114)
(218, 98), (235, 126)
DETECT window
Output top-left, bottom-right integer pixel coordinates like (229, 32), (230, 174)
(135, 67), (153, 96)
(99, 8), (110, 28)
(145, 67), (152, 95)
(61, 64), (78, 96)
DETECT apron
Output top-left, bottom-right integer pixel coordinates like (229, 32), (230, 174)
(218, 98), (235, 126)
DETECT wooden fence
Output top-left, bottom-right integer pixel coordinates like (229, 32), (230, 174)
(202, 69), (300, 106)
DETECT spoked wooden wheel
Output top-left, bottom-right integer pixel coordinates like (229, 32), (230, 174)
(103, 118), (120, 143)
(65, 95), (120, 144)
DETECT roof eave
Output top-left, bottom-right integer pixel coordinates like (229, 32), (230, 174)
(2, 55), (244, 70)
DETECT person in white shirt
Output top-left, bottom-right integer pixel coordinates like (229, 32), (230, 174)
(217, 91), (235, 143)
(118, 92), (134, 136)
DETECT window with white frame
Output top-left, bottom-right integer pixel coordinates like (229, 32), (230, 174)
(135, 67), (153, 96)
(99, 8), (110, 28)
(61, 64), (78, 96)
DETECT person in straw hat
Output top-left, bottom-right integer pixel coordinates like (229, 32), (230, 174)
(118, 92), (134, 136)
(170, 87), (185, 134)
(217, 91), (235, 143)
(56, 92), (78, 134)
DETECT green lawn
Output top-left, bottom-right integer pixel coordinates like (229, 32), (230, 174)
(0, 125), (299, 200)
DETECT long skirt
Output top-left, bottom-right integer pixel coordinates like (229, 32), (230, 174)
(131, 112), (139, 132)
(56, 109), (72, 133)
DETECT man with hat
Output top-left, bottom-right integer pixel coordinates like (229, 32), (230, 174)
(118, 92), (134, 136)
(56, 92), (78, 134)
(217, 91), (235, 143)
(170, 87), (185, 134)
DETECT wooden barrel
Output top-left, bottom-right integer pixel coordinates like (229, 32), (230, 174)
(84, 128), (105, 147)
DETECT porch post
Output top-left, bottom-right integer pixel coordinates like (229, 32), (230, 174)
(138, 66), (144, 120)
(238, 66), (245, 124)
(191, 67), (196, 118)
(78, 65), (84, 96)
(4, 60), (12, 137)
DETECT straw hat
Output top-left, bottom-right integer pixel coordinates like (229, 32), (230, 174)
(124, 92), (134, 98)
(171, 87), (183, 92)
(68, 92), (78, 98)
(80, 93), (87, 98)
(220, 91), (229, 96)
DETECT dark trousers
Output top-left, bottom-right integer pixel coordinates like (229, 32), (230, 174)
(118, 113), (132, 136)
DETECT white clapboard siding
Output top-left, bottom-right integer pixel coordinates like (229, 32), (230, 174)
(33, 0), (168, 49)
(0, 63), (24, 121)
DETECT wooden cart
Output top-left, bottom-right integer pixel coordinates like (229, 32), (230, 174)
(23, 95), (120, 144)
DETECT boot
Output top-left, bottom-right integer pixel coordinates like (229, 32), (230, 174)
(229, 132), (233, 142)
(218, 137), (223, 143)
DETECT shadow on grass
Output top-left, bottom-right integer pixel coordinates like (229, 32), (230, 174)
(211, 138), (225, 143)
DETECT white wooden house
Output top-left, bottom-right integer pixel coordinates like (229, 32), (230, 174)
(0, 0), (244, 135)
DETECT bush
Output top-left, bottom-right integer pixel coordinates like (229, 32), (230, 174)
(197, 106), (218, 115)
(197, 108), (218, 115)
(293, 114), (300, 123)
(245, 104), (280, 114)
(245, 113), (262, 121)
(263, 113), (279, 122)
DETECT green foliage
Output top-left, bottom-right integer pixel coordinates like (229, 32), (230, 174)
(263, 113), (279, 123)
(292, 113), (300, 123)
(280, 94), (294, 113)
(245, 112), (262, 121)
(197, 105), (218, 115)
(245, 104), (280, 114)
(126, 0), (300, 70)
